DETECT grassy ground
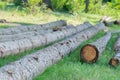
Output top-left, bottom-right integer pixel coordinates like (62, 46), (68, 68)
(0, 9), (120, 80)
(34, 32), (120, 80)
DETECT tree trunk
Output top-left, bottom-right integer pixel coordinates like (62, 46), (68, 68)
(0, 20), (67, 35)
(100, 16), (120, 26)
(94, 22), (105, 31)
(0, 22), (92, 57)
(103, 20), (120, 26)
(0, 23), (105, 80)
(85, 0), (89, 13)
(109, 36), (120, 66)
(42, 0), (52, 9)
(80, 32), (111, 63)
(0, 25), (75, 42)
(114, 20), (120, 25)
(0, 19), (7, 23)
(0, 30), (52, 42)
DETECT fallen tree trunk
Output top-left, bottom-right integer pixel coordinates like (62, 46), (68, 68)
(0, 19), (7, 23)
(0, 25), (74, 42)
(109, 36), (120, 66)
(99, 16), (120, 26)
(0, 20), (67, 35)
(80, 32), (111, 63)
(114, 20), (120, 25)
(0, 22), (92, 57)
(0, 23), (105, 80)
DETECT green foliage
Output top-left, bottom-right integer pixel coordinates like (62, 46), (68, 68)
(0, 1), (6, 9)
(51, 0), (67, 10)
(108, 0), (120, 9)
(13, 0), (42, 6)
(51, 0), (84, 13)
(65, 0), (81, 13)
(28, 0), (42, 6)
(13, 0), (22, 6)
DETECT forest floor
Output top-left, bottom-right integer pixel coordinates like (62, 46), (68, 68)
(0, 10), (120, 80)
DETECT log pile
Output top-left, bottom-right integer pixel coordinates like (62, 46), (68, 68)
(0, 25), (73, 42)
(109, 36), (120, 66)
(0, 20), (67, 35)
(0, 22), (105, 80)
(80, 32), (111, 63)
(0, 19), (7, 23)
(100, 16), (120, 26)
(0, 21), (92, 57)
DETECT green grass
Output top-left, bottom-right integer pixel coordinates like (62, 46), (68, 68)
(0, 46), (44, 67)
(34, 32), (120, 80)
(0, 7), (120, 80)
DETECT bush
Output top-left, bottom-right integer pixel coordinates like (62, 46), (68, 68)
(65, 0), (82, 13)
(0, 1), (6, 9)
(13, 0), (42, 6)
(51, 0), (83, 13)
(28, 0), (42, 6)
(51, 0), (67, 10)
(108, 0), (120, 9)
(13, 0), (22, 6)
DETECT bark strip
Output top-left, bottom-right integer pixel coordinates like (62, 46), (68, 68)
(109, 36), (120, 66)
(80, 32), (111, 63)
(0, 22), (92, 57)
(0, 23), (105, 80)
(0, 20), (67, 35)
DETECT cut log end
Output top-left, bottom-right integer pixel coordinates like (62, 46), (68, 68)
(109, 58), (119, 66)
(80, 44), (99, 63)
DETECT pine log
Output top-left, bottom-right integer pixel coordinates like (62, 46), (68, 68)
(0, 25), (74, 42)
(114, 20), (120, 25)
(109, 36), (120, 66)
(99, 16), (120, 26)
(0, 20), (67, 35)
(0, 19), (7, 23)
(80, 32), (111, 63)
(104, 20), (120, 26)
(95, 22), (106, 31)
(0, 23), (105, 80)
(0, 22), (92, 57)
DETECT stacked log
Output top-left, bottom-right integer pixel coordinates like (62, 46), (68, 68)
(100, 16), (120, 26)
(80, 32), (111, 63)
(0, 25), (74, 42)
(103, 20), (120, 26)
(109, 36), (120, 66)
(0, 22), (92, 57)
(0, 23), (105, 80)
(0, 19), (7, 23)
(0, 20), (67, 35)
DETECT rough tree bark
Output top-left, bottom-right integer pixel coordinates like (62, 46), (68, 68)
(80, 32), (111, 63)
(0, 20), (67, 35)
(0, 25), (74, 42)
(0, 23), (105, 80)
(0, 22), (92, 57)
(109, 36), (120, 66)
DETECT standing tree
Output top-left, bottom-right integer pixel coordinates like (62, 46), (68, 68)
(85, 0), (89, 13)
(102, 0), (112, 4)
(42, 0), (52, 9)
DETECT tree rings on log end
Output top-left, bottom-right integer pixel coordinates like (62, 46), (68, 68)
(109, 58), (119, 67)
(80, 44), (99, 63)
